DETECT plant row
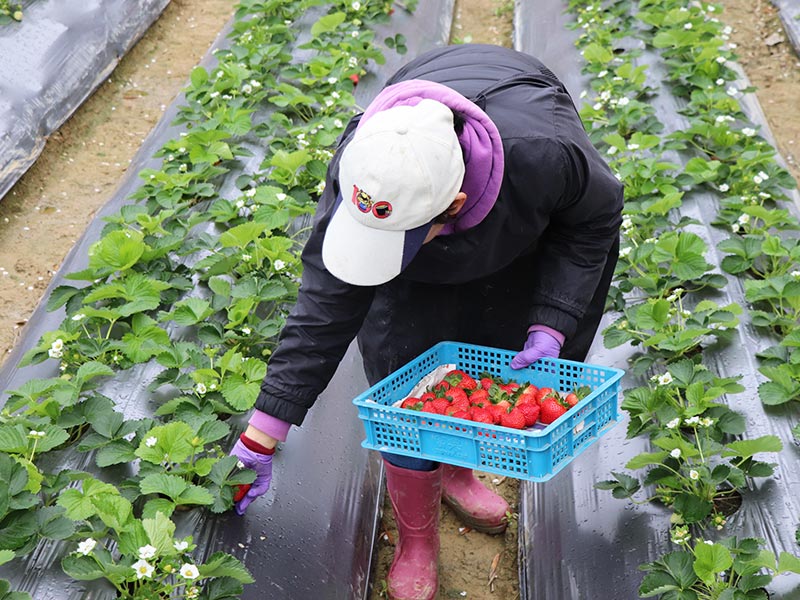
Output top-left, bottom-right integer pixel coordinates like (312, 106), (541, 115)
(566, 0), (800, 596)
(0, 0), (413, 598)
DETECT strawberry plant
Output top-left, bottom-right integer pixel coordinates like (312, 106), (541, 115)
(639, 537), (800, 599)
(60, 510), (253, 599)
(597, 432), (781, 526)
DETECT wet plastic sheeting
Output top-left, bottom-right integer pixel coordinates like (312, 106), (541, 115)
(771, 0), (800, 58)
(0, 2), (454, 599)
(0, 0), (172, 201)
(516, 1), (800, 598)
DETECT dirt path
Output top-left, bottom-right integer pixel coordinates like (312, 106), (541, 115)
(0, 0), (234, 363)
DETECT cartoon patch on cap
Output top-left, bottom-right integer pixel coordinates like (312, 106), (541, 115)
(351, 184), (392, 219)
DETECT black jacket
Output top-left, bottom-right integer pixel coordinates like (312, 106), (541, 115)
(255, 44), (623, 425)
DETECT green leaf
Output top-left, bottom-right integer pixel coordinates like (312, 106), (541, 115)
(219, 222), (265, 249)
(161, 298), (214, 326)
(135, 421), (196, 465)
(143, 511), (176, 555)
(46, 285), (81, 312)
(88, 229), (146, 273)
(310, 12), (346, 37)
(722, 435), (782, 459)
(693, 542), (733, 585)
(37, 506), (75, 540)
(139, 473), (189, 501)
(197, 419), (230, 445)
(95, 440), (137, 467)
(74, 362), (114, 387)
(199, 552), (255, 583)
(777, 551), (800, 574)
(0, 511), (37, 551)
(92, 494), (134, 532)
(673, 493), (712, 524)
(626, 451), (669, 470)
(176, 485), (214, 506)
(57, 477), (121, 521)
(198, 576), (245, 600)
(61, 553), (106, 581)
(757, 381), (795, 405)
(141, 497), (175, 520)
(0, 550), (14, 566)
(582, 42), (613, 64)
(220, 374), (259, 411)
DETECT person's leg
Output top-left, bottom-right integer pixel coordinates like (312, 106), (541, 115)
(383, 460), (443, 600)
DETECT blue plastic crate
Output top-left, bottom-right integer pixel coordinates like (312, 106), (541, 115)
(353, 341), (624, 482)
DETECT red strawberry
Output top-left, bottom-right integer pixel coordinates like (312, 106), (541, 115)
(468, 388), (489, 406)
(450, 410), (470, 421)
(564, 392), (580, 407)
(421, 401), (438, 414)
(401, 397), (423, 410)
(536, 387), (556, 404)
(493, 399), (512, 412)
(470, 407), (495, 425)
(445, 397), (468, 415)
(444, 369), (478, 390)
(432, 397), (450, 414)
(514, 384), (538, 405)
(500, 382), (520, 394)
(233, 484), (251, 503)
(517, 402), (540, 426)
(349, 73), (359, 86)
(485, 404), (505, 424)
(445, 387), (469, 405)
(500, 408), (526, 429)
(480, 377), (495, 391)
(539, 397), (568, 424)
(432, 381), (450, 395)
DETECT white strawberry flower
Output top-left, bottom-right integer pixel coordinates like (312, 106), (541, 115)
(138, 545), (157, 560)
(657, 372), (673, 386)
(670, 448), (682, 459)
(689, 470), (699, 480)
(719, 183), (729, 192)
(76, 538), (97, 555)
(666, 418), (681, 429)
(195, 383), (207, 395)
(132, 559), (155, 579)
(180, 563), (200, 580)
(174, 540), (190, 552)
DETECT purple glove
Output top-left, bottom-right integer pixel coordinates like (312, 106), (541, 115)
(230, 437), (274, 515)
(510, 325), (564, 370)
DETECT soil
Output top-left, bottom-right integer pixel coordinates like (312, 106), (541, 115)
(0, 0), (797, 599)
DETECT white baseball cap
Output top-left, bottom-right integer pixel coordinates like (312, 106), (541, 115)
(322, 99), (465, 286)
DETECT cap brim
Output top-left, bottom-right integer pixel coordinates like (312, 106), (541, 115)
(322, 192), (432, 286)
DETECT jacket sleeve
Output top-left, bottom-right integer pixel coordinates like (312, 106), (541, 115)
(507, 133), (623, 340)
(253, 129), (376, 426)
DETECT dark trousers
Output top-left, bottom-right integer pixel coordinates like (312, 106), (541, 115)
(360, 239), (619, 471)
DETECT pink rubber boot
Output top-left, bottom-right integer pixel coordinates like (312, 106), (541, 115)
(383, 460), (442, 600)
(441, 464), (509, 534)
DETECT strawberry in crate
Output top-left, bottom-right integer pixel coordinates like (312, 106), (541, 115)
(397, 368), (591, 430)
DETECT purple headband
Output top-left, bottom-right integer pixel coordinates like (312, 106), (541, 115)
(358, 80), (504, 234)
